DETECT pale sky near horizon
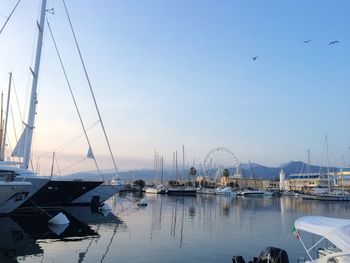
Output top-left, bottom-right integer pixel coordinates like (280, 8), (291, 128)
(0, 0), (349, 175)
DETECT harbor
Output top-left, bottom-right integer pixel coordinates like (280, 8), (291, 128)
(0, 0), (349, 262)
(0, 193), (349, 262)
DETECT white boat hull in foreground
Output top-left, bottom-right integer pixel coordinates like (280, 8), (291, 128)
(295, 216), (350, 263)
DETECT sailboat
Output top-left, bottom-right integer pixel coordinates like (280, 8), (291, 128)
(145, 152), (165, 194)
(166, 146), (197, 195)
(315, 137), (350, 201)
(0, 75), (50, 214)
(304, 137), (350, 201)
(0, 0), (107, 211)
(237, 161), (264, 197)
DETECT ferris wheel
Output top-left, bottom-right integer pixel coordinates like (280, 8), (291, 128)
(203, 147), (241, 182)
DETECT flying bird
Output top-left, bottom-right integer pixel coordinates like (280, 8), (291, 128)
(252, 56), (258, 61)
(329, 40), (339, 45)
(303, 39), (311, 44)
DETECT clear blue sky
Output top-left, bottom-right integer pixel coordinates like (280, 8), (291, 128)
(0, 0), (349, 173)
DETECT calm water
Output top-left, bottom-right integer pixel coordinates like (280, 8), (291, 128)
(2, 193), (350, 263)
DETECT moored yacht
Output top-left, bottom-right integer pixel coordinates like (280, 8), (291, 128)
(70, 180), (125, 205)
(145, 186), (161, 194)
(0, 164), (49, 214)
(237, 189), (264, 197)
(0, 180), (32, 214)
(18, 179), (103, 209)
(166, 187), (197, 195)
(215, 186), (237, 196)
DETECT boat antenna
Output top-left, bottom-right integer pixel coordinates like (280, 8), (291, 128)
(22, 0), (47, 169)
(62, 0), (119, 179)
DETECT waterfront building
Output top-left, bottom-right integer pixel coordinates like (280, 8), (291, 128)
(334, 168), (350, 190)
(219, 177), (272, 190)
(285, 173), (331, 192)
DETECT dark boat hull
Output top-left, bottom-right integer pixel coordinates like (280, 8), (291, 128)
(18, 180), (102, 209)
(166, 188), (197, 196)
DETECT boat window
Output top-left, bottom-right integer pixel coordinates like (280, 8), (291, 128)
(14, 193), (26, 201)
(0, 170), (18, 181)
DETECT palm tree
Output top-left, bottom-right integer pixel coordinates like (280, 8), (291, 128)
(223, 169), (230, 177)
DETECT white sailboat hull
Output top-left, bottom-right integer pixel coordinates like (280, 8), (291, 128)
(71, 183), (125, 205)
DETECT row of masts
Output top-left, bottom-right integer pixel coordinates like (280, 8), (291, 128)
(154, 145), (197, 184)
(304, 135), (340, 193)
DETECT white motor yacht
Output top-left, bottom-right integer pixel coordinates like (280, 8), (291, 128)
(215, 186), (237, 196)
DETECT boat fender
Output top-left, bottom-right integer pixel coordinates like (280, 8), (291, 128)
(137, 198), (148, 206)
(48, 212), (70, 225)
(49, 223), (69, 235)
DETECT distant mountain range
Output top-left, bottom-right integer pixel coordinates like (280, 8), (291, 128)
(59, 161), (339, 182)
(241, 161), (338, 180)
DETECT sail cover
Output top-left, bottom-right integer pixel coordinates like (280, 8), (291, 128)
(295, 216), (350, 252)
(12, 127), (27, 157)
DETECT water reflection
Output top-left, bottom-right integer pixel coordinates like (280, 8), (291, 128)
(0, 217), (42, 263)
(3, 195), (350, 263)
(138, 194), (350, 262)
(0, 204), (126, 263)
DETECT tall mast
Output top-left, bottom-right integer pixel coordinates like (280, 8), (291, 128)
(154, 149), (157, 178)
(161, 155), (164, 185)
(1, 73), (12, 160)
(0, 91), (3, 156)
(172, 151), (175, 179)
(22, 0), (47, 169)
(182, 145), (185, 180)
(307, 149), (310, 193)
(341, 155), (344, 192)
(175, 151), (178, 182)
(326, 135), (331, 192)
